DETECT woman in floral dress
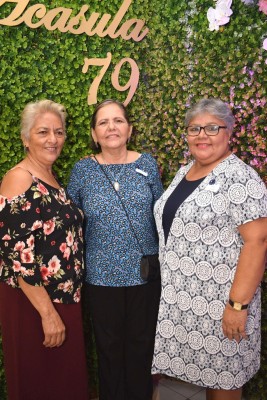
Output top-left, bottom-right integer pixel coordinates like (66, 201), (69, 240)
(152, 98), (267, 400)
(0, 100), (89, 400)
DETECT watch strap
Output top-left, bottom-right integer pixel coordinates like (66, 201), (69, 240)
(228, 299), (249, 311)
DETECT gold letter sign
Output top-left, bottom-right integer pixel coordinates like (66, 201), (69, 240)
(0, 0), (149, 105)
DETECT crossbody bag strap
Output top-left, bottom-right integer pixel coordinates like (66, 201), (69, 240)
(94, 156), (144, 255)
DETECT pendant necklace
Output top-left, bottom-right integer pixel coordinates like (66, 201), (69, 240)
(101, 152), (128, 191)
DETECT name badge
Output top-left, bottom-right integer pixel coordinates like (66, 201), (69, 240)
(136, 168), (148, 177)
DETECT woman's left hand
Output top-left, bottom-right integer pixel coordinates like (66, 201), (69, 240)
(222, 303), (248, 342)
(222, 218), (267, 342)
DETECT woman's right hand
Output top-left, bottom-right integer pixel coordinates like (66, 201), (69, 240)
(18, 276), (66, 348)
(41, 311), (66, 347)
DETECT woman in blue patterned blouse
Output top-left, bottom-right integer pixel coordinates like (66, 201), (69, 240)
(68, 99), (164, 400)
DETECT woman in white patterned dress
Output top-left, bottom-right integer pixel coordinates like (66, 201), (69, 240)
(152, 98), (267, 400)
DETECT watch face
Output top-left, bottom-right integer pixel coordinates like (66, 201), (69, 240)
(233, 302), (242, 311)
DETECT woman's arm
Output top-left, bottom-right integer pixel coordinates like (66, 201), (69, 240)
(222, 217), (267, 341)
(18, 277), (66, 347)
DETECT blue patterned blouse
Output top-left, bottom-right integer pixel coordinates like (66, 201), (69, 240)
(67, 153), (164, 287)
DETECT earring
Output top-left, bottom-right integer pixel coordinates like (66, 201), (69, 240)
(94, 141), (99, 149)
(23, 145), (29, 153)
(127, 137), (131, 144)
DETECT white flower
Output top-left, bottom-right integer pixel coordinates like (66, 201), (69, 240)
(216, 0), (232, 9)
(263, 38), (267, 50)
(216, 0), (233, 17)
(207, 0), (233, 31)
(207, 8), (220, 31)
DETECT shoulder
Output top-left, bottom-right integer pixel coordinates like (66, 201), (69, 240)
(174, 161), (192, 178)
(220, 155), (267, 204)
(135, 154), (163, 187)
(138, 152), (158, 167)
(0, 167), (33, 198)
(224, 154), (249, 172)
(70, 156), (96, 174)
(136, 153), (158, 172)
(225, 155), (265, 183)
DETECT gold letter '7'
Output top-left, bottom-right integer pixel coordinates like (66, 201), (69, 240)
(82, 52), (112, 105)
(82, 52), (139, 106)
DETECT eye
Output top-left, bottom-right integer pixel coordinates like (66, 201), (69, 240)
(206, 125), (219, 132)
(115, 118), (125, 124)
(98, 120), (107, 126)
(55, 130), (64, 137)
(188, 126), (200, 132)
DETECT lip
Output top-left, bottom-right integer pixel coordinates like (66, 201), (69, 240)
(45, 147), (57, 151)
(106, 134), (119, 139)
(196, 143), (210, 147)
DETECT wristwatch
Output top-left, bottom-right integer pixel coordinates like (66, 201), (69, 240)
(228, 299), (249, 311)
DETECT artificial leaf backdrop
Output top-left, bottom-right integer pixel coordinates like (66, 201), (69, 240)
(0, 1), (266, 398)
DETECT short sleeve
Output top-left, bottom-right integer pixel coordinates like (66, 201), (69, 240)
(227, 164), (267, 227)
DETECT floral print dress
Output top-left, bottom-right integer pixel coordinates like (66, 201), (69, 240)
(0, 176), (85, 303)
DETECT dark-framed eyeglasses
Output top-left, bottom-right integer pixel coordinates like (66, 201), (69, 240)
(186, 125), (227, 136)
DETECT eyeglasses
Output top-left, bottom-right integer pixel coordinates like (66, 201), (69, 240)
(186, 125), (227, 136)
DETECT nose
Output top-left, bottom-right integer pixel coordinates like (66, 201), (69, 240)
(198, 127), (208, 137)
(47, 131), (58, 142)
(108, 120), (116, 130)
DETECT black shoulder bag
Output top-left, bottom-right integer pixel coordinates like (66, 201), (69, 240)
(94, 157), (160, 282)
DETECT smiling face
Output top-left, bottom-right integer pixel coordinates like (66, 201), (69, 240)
(187, 112), (231, 169)
(92, 103), (132, 152)
(24, 112), (65, 167)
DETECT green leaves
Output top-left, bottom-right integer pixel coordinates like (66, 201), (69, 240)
(0, 1), (266, 397)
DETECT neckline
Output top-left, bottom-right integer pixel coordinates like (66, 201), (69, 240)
(101, 151), (128, 166)
(92, 153), (143, 166)
(184, 175), (206, 183)
(0, 176), (63, 200)
(33, 175), (63, 191)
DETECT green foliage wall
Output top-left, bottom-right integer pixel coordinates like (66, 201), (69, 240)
(0, 0), (266, 399)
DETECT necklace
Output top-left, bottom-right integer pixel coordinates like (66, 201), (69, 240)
(101, 152), (128, 191)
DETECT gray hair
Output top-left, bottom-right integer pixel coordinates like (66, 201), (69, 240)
(21, 99), (67, 141)
(185, 98), (235, 131)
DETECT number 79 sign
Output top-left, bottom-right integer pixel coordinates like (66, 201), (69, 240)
(82, 52), (140, 106)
